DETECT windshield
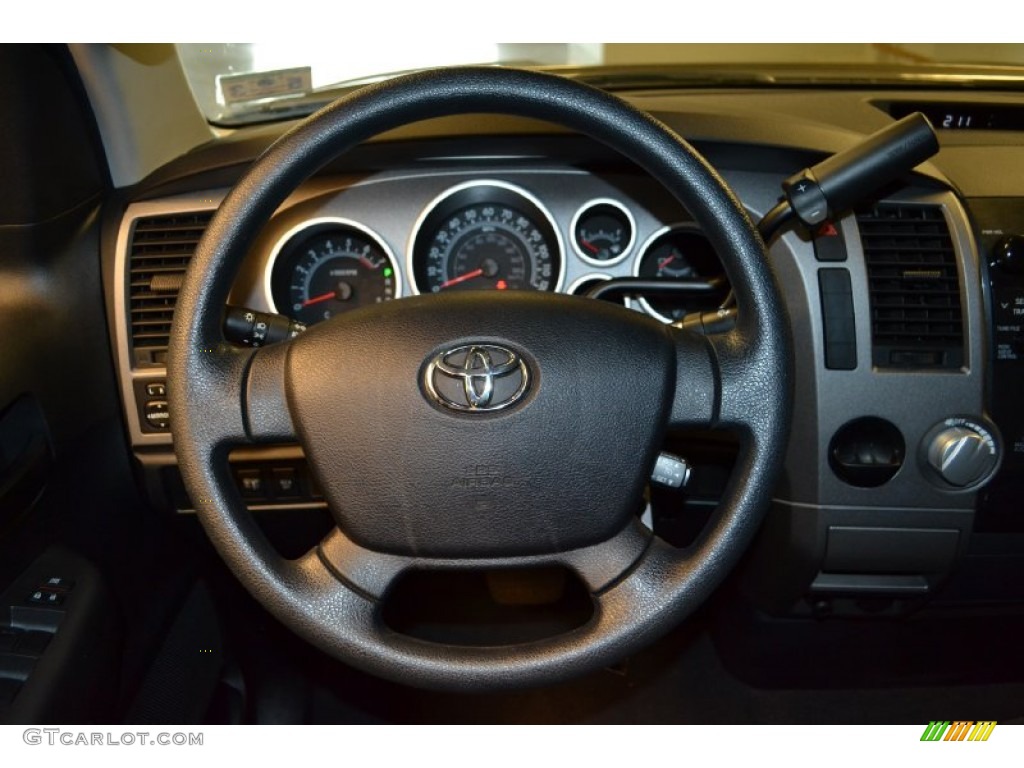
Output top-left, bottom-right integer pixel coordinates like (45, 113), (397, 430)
(178, 43), (1024, 126)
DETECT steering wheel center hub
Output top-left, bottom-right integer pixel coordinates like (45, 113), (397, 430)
(285, 291), (675, 558)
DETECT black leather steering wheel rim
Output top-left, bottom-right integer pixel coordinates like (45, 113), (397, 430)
(168, 67), (792, 691)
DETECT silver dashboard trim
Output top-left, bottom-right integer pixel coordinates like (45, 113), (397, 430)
(113, 193), (226, 449)
(566, 273), (613, 295)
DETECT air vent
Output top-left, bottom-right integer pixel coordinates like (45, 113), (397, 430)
(859, 204), (964, 370)
(127, 211), (213, 367)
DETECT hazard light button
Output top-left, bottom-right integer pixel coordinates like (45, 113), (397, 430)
(813, 221), (848, 262)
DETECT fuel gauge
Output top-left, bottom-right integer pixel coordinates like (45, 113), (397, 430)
(571, 199), (635, 266)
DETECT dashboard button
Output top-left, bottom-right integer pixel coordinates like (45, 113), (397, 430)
(40, 577), (74, 591)
(237, 469), (265, 499)
(813, 221), (848, 262)
(144, 400), (170, 430)
(818, 268), (857, 370)
(271, 467), (300, 499)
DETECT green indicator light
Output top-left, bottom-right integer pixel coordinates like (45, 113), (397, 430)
(384, 267), (393, 277)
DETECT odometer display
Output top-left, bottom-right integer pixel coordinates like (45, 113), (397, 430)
(411, 182), (563, 295)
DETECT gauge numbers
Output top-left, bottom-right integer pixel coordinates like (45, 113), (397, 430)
(571, 199), (635, 266)
(269, 220), (399, 326)
(411, 181), (563, 295)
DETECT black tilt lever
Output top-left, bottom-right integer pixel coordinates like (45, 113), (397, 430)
(766, 112), (939, 242)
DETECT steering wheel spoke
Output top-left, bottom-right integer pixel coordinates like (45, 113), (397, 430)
(243, 341), (296, 443)
(171, 341), (296, 447)
(666, 326), (717, 429)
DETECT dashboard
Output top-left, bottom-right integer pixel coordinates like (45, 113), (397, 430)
(105, 86), (1024, 624)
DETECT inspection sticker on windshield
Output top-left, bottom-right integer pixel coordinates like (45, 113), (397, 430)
(218, 67), (312, 104)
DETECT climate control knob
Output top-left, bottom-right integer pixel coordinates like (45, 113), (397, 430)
(924, 420), (1000, 488)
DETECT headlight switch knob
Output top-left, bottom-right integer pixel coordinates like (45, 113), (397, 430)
(924, 420), (1000, 489)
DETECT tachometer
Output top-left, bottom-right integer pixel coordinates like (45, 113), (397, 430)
(410, 181), (563, 294)
(268, 219), (399, 325)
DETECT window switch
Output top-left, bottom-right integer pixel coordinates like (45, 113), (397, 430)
(0, 629), (16, 654)
(26, 589), (64, 607)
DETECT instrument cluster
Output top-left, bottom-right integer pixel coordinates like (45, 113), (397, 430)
(263, 175), (728, 327)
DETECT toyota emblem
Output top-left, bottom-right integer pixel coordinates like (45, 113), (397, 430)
(424, 344), (530, 412)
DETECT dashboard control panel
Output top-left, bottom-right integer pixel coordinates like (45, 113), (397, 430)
(970, 199), (1024, 532)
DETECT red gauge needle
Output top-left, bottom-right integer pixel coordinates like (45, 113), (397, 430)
(580, 238), (600, 254)
(301, 291), (336, 308)
(440, 268), (484, 289)
(658, 253), (678, 269)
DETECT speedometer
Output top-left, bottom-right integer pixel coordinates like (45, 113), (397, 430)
(410, 181), (563, 294)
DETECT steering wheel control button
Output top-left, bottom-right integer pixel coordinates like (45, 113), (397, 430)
(921, 418), (1000, 489)
(651, 453), (691, 488)
(829, 417), (905, 488)
(424, 344), (530, 413)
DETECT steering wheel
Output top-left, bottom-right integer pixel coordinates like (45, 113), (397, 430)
(168, 67), (792, 691)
